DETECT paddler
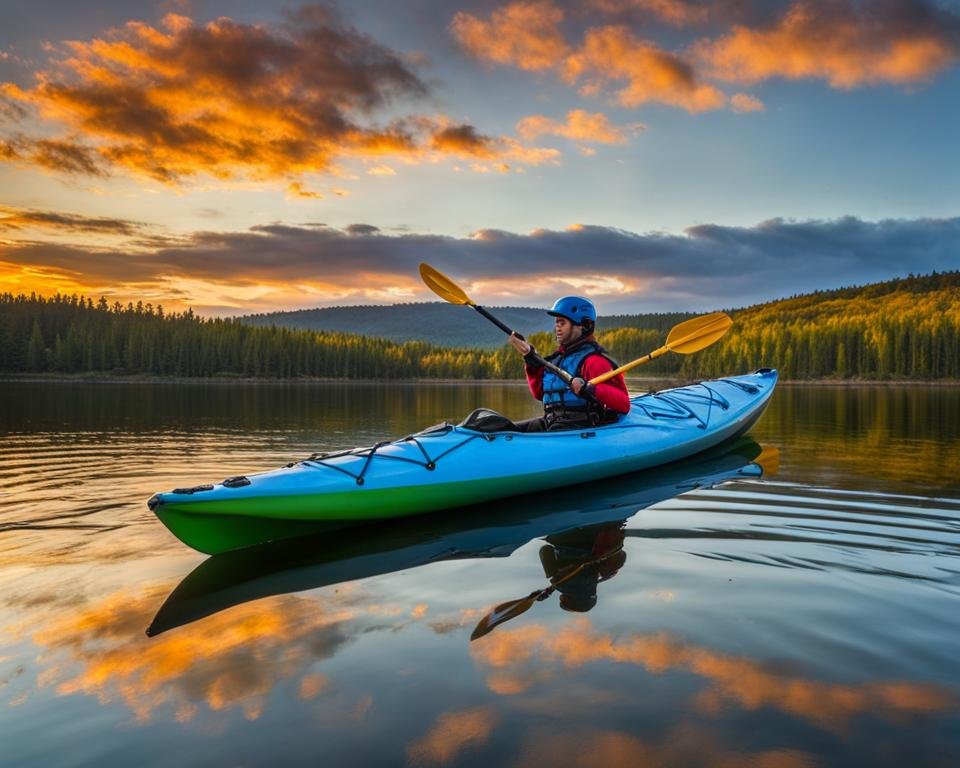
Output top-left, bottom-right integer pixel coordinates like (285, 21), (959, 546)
(509, 296), (630, 432)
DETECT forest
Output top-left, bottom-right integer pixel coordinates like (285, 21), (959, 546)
(1, 271), (958, 380)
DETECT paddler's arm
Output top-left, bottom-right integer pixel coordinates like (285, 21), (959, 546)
(509, 332), (545, 401)
(573, 355), (630, 413)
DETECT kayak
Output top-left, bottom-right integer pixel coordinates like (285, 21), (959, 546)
(148, 436), (771, 635)
(148, 369), (777, 555)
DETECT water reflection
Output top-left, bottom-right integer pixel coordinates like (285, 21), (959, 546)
(470, 618), (956, 726)
(23, 583), (379, 723)
(470, 522), (630, 641)
(506, 727), (819, 768)
(3, 381), (960, 767)
(751, 385), (960, 494)
(0, 380), (542, 436)
(406, 707), (499, 766)
(149, 438), (768, 636)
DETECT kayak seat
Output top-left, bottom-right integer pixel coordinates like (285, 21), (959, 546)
(458, 408), (521, 433)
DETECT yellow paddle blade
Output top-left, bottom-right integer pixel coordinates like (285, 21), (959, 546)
(755, 446), (780, 476)
(665, 312), (733, 354)
(470, 595), (538, 641)
(588, 312), (733, 385)
(419, 263), (474, 306)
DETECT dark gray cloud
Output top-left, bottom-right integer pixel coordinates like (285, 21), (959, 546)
(345, 223), (381, 235)
(0, 216), (960, 314)
(430, 123), (498, 156)
(0, 240), (166, 283)
(0, 207), (146, 235)
(3, 214), (957, 312)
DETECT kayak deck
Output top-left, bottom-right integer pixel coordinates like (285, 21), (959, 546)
(149, 369), (777, 553)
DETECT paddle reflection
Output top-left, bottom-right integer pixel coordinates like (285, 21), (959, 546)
(149, 437), (768, 637)
(469, 522), (630, 640)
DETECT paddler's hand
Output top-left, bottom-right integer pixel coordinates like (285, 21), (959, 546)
(508, 332), (531, 356)
(571, 377), (596, 399)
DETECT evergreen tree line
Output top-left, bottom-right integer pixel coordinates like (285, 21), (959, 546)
(0, 293), (518, 379)
(680, 271), (960, 380)
(1, 270), (958, 380)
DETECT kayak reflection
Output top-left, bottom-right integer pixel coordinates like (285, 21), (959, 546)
(148, 437), (773, 637)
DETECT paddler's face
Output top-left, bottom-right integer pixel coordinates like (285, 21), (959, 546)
(555, 317), (582, 347)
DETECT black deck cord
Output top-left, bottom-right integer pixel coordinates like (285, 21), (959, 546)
(355, 441), (390, 485)
(300, 377), (760, 484)
(632, 378), (751, 425)
(719, 378), (760, 394)
(301, 431), (482, 485)
(650, 392), (706, 428)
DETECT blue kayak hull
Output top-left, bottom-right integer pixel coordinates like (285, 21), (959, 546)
(148, 370), (777, 553)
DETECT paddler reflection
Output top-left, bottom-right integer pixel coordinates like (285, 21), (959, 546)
(471, 520), (628, 639)
(541, 522), (626, 613)
(469, 443), (778, 640)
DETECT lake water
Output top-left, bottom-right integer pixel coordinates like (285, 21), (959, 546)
(1, 380), (959, 767)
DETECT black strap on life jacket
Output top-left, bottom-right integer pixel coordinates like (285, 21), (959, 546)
(543, 337), (621, 427)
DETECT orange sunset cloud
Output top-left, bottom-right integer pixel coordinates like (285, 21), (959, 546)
(584, 0), (710, 27)
(451, 1), (570, 72)
(695, 0), (960, 88)
(517, 109), (643, 144)
(730, 92), (765, 113)
(452, 2), (726, 113)
(564, 25), (726, 111)
(453, 0), (959, 115)
(0, 8), (556, 185)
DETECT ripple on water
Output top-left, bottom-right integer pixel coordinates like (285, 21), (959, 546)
(0, 430), (340, 564)
(644, 481), (960, 575)
(627, 479), (960, 684)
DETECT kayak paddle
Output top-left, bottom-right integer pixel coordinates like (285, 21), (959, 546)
(419, 262), (733, 386)
(588, 312), (733, 385)
(419, 262), (575, 384)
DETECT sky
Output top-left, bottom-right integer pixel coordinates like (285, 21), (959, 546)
(1, 0), (958, 315)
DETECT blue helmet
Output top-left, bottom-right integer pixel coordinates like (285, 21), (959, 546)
(547, 296), (596, 326)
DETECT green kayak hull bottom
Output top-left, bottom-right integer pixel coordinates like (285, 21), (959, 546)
(147, 435), (771, 636)
(152, 469), (563, 555)
(148, 370), (778, 554)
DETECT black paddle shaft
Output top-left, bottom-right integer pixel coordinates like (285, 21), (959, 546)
(472, 305), (573, 384)
(473, 305), (516, 337)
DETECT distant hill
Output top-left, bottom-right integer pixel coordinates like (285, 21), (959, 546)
(3, 271), (957, 380)
(682, 270), (960, 380)
(239, 302), (697, 348)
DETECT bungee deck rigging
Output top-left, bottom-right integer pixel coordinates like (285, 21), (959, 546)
(301, 428), (486, 486)
(148, 369), (778, 555)
(297, 374), (764, 487)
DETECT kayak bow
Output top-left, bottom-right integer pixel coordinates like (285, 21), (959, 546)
(148, 369), (777, 554)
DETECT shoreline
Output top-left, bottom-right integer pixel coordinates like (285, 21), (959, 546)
(1, 373), (959, 387)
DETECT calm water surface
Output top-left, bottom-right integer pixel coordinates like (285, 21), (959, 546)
(1, 380), (959, 767)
